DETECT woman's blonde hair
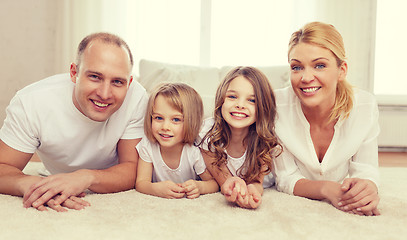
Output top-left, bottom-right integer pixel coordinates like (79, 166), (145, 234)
(288, 21), (354, 121)
(144, 82), (204, 144)
(201, 67), (282, 184)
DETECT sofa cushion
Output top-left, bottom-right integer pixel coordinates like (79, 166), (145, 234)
(138, 59), (290, 118)
(219, 65), (290, 90)
(139, 59), (219, 117)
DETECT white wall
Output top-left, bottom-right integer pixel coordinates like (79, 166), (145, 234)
(0, 0), (59, 124)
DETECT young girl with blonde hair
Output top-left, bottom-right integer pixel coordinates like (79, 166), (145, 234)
(273, 21), (380, 216)
(136, 83), (218, 199)
(200, 66), (281, 209)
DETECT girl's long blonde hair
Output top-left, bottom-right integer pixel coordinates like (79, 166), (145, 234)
(201, 67), (282, 184)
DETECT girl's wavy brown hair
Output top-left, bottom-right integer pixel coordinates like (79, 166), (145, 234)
(201, 66), (282, 184)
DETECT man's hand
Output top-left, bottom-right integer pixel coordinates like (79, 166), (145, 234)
(36, 193), (90, 212)
(23, 169), (94, 209)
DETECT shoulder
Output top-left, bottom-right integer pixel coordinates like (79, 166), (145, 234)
(183, 143), (201, 156)
(274, 86), (297, 106)
(350, 89), (378, 117)
(353, 88), (377, 106)
(16, 73), (71, 97)
(136, 137), (159, 162)
(343, 88), (379, 127)
(128, 80), (148, 100)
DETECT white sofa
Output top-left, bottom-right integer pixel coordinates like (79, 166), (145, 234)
(137, 59), (290, 118)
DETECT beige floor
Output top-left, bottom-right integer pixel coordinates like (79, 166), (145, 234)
(30, 152), (407, 167)
(378, 152), (407, 167)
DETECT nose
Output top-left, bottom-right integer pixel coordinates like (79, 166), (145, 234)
(235, 98), (245, 109)
(162, 119), (170, 130)
(301, 68), (315, 83)
(97, 82), (113, 100)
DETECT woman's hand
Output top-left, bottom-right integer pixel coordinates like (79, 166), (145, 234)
(338, 178), (380, 216)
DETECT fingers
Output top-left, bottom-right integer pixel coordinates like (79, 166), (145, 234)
(248, 195), (262, 209)
(30, 194), (90, 212)
(23, 180), (49, 208)
(340, 178), (354, 193)
(25, 188), (59, 209)
(225, 186), (238, 202)
(46, 199), (68, 212)
(61, 196), (91, 210)
(372, 208), (381, 216)
(182, 182), (200, 199)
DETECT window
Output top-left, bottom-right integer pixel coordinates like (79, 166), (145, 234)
(120, 0), (311, 70)
(374, 0), (407, 96)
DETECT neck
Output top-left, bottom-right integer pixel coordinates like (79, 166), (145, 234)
(160, 143), (184, 160)
(226, 126), (249, 158)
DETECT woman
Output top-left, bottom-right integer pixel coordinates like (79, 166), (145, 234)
(273, 22), (380, 216)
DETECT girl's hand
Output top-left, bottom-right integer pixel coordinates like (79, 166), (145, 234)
(155, 181), (185, 199)
(235, 184), (262, 209)
(338, 178), (380, 216)
(221, 177), (248, 203)
(181, 180), (200, 199)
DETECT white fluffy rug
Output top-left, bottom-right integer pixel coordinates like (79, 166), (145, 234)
(1, 162), (406, 240)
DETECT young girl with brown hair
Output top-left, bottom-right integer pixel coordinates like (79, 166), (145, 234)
(200, 66), (281, 209)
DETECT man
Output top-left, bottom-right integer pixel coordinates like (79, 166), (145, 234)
(0, 32), (147, 211)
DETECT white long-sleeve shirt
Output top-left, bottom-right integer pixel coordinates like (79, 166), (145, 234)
(273, 86), (380, 195)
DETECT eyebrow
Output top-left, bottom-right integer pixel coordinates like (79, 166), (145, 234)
(85, 70), (128, 83)
(290, 57), (330, 63)
(226, 89), (255, 97)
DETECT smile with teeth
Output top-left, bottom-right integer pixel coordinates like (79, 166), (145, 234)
(231, 112), (248, 118)
(92, 100), (109, 107)
(301, 87), (321, 93)
(159, 133), (173, 138)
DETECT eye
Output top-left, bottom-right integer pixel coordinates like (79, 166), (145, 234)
(89, 74), (101, 80)
(291, 65), (302, 71)
(172, 117), (183, 123)
(226, 94), (237, 99)
(113, 79), (125, 87)
(248, 98), (255, 104)
(153, 115), (163, 121)
(315, 63), (326, 69)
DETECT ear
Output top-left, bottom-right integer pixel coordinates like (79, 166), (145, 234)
(128, 75), (133, 87)
(338, 61), (348, 82)
(70, 63), (78, 83)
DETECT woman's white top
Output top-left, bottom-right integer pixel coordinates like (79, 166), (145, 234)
(136, 138), (207, 183)
(273, 86), (380, 195)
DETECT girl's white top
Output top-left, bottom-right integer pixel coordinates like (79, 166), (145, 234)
(136, 138), (207, 183)
(200, 118), (275, 188)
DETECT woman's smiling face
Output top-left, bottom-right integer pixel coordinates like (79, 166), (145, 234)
(289, 42), (347, 112)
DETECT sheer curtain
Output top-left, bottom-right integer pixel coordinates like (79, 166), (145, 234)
(55, 0), (376, 91)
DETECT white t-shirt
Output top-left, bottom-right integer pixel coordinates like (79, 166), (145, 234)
(0, 73), (148, 174)
(200, 118), (275, 188)
(136, 138), (207, 183)
(273, 86), (380, 195)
